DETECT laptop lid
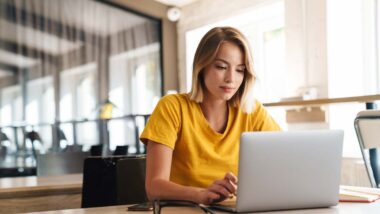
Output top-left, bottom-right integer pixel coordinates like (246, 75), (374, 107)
(235, 130), (343, 213)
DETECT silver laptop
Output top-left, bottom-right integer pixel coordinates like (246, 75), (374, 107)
(212, 130), (344, 213)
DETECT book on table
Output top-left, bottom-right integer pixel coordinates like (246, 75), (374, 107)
(339, 185), (380, 202)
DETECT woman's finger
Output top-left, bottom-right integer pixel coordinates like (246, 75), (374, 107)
(214, 179), (236, 194)
(224, 172), (238, 184)
(206, 191), (220, 204)
(208, 182), (230, 197)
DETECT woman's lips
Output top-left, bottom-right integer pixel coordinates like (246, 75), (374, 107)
(220, 86), (234, 93)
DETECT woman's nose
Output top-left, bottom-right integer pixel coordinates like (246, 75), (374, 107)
(224, 69), (234, 83)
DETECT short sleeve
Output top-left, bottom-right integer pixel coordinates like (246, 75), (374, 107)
(140, 95), (181, 149)
(251, 100), (281, 131)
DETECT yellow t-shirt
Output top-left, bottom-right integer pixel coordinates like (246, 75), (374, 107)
(140, 93), (280, 188)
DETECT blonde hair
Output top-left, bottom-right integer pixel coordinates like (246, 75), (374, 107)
(188, 27), (256, 113)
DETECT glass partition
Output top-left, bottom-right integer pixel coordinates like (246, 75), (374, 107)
(0, 0), (163, 176)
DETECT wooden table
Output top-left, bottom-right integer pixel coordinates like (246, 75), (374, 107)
(0, 173), (82, 213)
(29, 199), (380, 214)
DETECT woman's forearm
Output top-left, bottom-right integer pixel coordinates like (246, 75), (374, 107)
(147, 178), (203, 203)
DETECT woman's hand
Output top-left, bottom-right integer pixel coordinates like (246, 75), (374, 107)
(197, 172), (238, 205)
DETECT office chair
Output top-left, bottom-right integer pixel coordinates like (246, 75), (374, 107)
(90, 144), (103, 156)
(57, 128), (69, 150)
(354, 110), (380, 188)
(64, 144), (83, 152)
(113, 145), (129, 156)
(0, 132), (10, 142)
(81, 155), (147, 208)
(36, 151), (90, 176)
(116, 156), (147, 204)
(0, 145), (6, 160)
(25, 130), (43, 158)
(0, 132), (10, 159)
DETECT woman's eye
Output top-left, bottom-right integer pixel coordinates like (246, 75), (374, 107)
(216, 65), (227, 70)
(237, 69), (245, 73)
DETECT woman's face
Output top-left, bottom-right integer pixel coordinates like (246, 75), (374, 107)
(202, 41), (245, 102)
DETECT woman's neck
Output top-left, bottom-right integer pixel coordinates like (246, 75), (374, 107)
(200, 99), (227, 115)
(200, 96), (229, 133)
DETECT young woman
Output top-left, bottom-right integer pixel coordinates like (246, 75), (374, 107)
(140, 27), (280, 205)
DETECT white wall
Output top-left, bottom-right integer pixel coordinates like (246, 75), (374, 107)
(285, 0), (328, 98)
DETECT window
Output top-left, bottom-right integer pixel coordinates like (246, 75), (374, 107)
(109, 43), (161, 115)
(108, 39), (162, 152)
(0, 85), (22, 152)
(59, 63), (98, 147)
(26, 76), (55, 152)
(327, 0), (379, 157)
(60, 63), (97, 121)
(185, 1), (285, 103)
(0, 85), (22, 125)
(26, 76), (55, 124)
(0, 0), (163, 154)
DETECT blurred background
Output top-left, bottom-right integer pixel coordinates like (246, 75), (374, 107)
(0, 0), (379, 187)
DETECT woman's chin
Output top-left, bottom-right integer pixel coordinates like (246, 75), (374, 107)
(221, 94), (234, 101)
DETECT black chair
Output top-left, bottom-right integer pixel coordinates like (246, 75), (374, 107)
(0, 145), (6, 160)
(36, 151), (90, 176)
(81, 155), (147, 208)
(58, 129), (68, 150)
(0, 132), (10, 142)
(113, 145), (129, 156)
(25, 130), (42, 158)
(64, 144), (83, 152)
(116, 157), (147, 204)
(0, 132), (9, 159)
(90, 144), (103, 156)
